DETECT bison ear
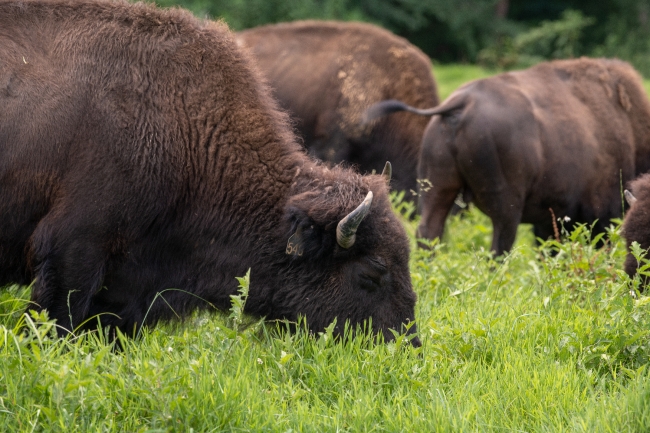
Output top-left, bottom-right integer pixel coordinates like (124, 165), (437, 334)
(286, 226), (305, 256)
(381, 161), (392, 184)
(284, 206), (335, 259)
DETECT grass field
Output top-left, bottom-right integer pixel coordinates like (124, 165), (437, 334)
(434, 63), (499, 100)
(2, 65), (650, 432)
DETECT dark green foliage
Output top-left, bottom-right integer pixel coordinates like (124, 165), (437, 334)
(383, 0), (507, 64)
(509, 0), (650, 73)
(478, 9), (597, 69)
(155, 0), (365, 29)
(153, 0), (650, 76)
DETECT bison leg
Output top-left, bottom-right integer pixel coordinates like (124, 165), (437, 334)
(490, 214), (521, 257)
(533, 224), (556, 245)
(481, 193), (523, 257)
(416, 185), (462, 248)
(28, 218), (108, 335)
(417, 117), (466, 248)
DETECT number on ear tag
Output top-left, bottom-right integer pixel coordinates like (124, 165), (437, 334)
(286, 228), (304, 256)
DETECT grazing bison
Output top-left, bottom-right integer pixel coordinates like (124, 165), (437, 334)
(622, 175), (650, 286)
(366, 58), (650, 256)
(0, 0), (419, 344)
(236, 21), (439, 199)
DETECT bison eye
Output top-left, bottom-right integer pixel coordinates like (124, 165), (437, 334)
(358, 273), (382, 292)
(356, 258), (388, 292)
(367, 257), (388, 273)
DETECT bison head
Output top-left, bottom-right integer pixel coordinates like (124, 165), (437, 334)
(265, 165), (419, 345)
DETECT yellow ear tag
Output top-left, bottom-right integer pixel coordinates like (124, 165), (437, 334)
(286, 228), (304, 256)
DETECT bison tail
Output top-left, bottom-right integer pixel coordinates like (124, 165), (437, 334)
(362, 97), (466, 124)
(362, 100), (414, 123)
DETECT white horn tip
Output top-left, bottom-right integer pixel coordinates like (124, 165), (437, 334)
(625, 189), (638, 206)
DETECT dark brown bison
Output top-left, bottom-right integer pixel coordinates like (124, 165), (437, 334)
(0, 0), (418, 344)
(622, 175), (650, 285)
(366, 58), (650, 256)
(236, 21), (439, 199)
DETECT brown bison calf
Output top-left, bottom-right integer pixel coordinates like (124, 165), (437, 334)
(0, 0), (419, 344)
(366, 58), (650, 256)
(237, 21), (439, 200)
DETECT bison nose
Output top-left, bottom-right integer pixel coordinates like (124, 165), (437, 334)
(410, 336), (422, 347)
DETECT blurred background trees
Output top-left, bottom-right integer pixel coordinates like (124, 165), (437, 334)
(156, 0), (650, 75)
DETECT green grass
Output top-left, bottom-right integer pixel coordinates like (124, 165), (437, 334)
(2, 65), (650, 432)
(2, 208), (650, 432)
(433, 63), (499, 100)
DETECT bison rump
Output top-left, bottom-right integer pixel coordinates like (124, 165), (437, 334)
(365, 58), (650, 256)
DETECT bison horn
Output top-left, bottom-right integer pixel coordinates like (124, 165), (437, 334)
(625, 190), (638, 206)
(381, 161), (392, 183)
(336, 191), (373, 249)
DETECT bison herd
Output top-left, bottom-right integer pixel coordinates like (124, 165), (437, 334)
(1, 0), (649, 345)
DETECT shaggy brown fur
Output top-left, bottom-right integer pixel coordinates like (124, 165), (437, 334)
(236, 20), (439, 199)
(0, 0), (418, 343)
(367, 58), (650, 256)
(622, 174), (650, 285)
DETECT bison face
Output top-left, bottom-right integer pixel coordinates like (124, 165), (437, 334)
(271, 176), (419, 345)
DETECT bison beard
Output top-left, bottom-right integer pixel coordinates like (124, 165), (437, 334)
(0, 0), (419, 344)
(236, 21), (439, 201)
(366, 58), (650, 256)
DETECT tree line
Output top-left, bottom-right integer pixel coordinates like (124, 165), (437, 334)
(156, 0), (650, 75)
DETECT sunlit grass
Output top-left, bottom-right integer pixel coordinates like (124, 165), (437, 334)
(1, 204), (649, 432)
(433, 63), (498, 100)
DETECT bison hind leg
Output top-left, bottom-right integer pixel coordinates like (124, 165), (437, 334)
(533, 223), (557, 245)
(490, 218), (519, 258)
(480, 193), (524, 258)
